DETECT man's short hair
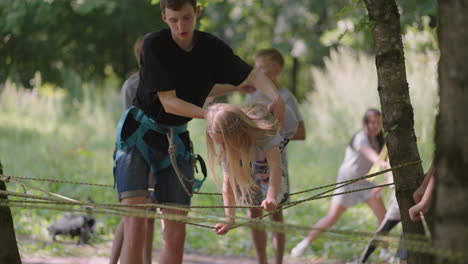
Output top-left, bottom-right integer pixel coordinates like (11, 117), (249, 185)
(255, 48), (285, 67)
(160, 0), (197, 12)
(134, 36), (144, 66)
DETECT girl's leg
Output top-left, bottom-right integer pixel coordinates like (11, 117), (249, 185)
(291, 203), (347, 257)
(109, 219), (124, 264)
(269, 209), (285, 264)
(249, 208), (268, 264)
(365, 196), (386, 225)
(306, 203), (347, 242)
(358, 217), (400, 263)
(160, 208), (187, 264)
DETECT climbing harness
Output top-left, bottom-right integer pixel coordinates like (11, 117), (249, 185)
(114, 106), (207, 197)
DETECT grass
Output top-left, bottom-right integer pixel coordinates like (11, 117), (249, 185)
(0, 45), (438, 262)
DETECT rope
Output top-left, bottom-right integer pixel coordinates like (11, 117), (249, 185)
(229, 160), (421, 228)
(0, 160), (421, 198)
(2, 200), (467, 262)
(166, 128), (194, 198)
(8, 177), (82, 203)
(289, 160), (420, 196)
(0, 199), (215, 229)
(0, 197), (416, 240)
(0, 174), (114, 188)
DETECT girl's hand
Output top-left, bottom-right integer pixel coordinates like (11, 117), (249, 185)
(380, 161), (390, 169)
(409, 203), (424, 222)
(261, 197), (278, 212)
(214, 222), (232, 235)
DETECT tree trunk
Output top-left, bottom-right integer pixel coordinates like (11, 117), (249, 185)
(0, 161), (22, 264)
(363, 1), (433, 263)
(435, 1), (468, 263)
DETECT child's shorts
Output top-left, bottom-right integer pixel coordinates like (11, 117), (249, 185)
(248, 162), (290, 206)
(114, 143), (194, 205)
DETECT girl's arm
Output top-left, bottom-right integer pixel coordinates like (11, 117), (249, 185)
(413, 161), (435, 203)
(263, 146), (282, 212)
(360, 146), (390, 198)
(360, 147), (389, 168)
(409, 174), (435, 221)
(215, 173), (236, 235)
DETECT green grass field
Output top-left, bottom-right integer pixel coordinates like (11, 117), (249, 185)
(0, 48), (437, 262)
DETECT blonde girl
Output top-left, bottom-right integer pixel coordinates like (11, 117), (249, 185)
(206, 103), (297, 263)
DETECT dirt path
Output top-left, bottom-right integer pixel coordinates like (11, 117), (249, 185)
(20, 238), (342, 264)
(23, 255), (343, 264)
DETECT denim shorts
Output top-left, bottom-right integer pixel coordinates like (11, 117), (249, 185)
(114, 145), (194, 205)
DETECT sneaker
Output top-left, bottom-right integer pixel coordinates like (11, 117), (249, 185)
(290, 238), (310, 257)
(378, 248), (394, 263)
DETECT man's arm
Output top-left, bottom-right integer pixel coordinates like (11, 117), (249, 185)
(157, 90), (206, 119)
(208, 83), (256, 98)
(207, 84), (237, 98)
(244, 68), (285, 124)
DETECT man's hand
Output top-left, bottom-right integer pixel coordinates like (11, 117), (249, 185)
(261, 197), (278, 213)
(267, 98), (285, 126)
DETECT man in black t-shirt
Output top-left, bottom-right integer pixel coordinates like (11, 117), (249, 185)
(113, 1), (285, 264)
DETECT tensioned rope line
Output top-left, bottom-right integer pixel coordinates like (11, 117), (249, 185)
(0, 166), (410, 212)
(0, 199), (215, 229)
(0, 182), (431, 243)
(0, 160), (421, 197)
(230, 160), (421, 228)
(0, 174), (114, 187)
(2, 182), (464, 263)
(1, 200), (466, 263)
(0, 197), (425, 241)
(288, 160), (420, 196)
(0, 161), (422, 230)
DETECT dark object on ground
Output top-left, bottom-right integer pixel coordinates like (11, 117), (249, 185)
(47, 214), (95, 244)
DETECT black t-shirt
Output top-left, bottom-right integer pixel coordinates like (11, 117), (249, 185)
(134, 28), (253, 126)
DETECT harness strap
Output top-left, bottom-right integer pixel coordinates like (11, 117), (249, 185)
(114, 107), (198, 197)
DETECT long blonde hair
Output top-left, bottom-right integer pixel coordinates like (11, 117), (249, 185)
(206, 103), (279, 203)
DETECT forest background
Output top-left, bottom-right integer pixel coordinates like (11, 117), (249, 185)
(0, 0), (438, 262)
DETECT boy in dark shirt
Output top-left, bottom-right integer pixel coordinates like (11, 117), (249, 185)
(113, 1), (285, 263)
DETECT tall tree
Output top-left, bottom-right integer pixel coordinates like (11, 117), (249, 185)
(434, 1), (468, 263)
(0, 161), (22, 264)
(363, 0), (433, 263)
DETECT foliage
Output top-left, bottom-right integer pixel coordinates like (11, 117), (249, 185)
(0, 0), (164, 87)
(199, 0), (436, 101)
(1, 0), (437, 100)
(306, 44), (438, 164)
